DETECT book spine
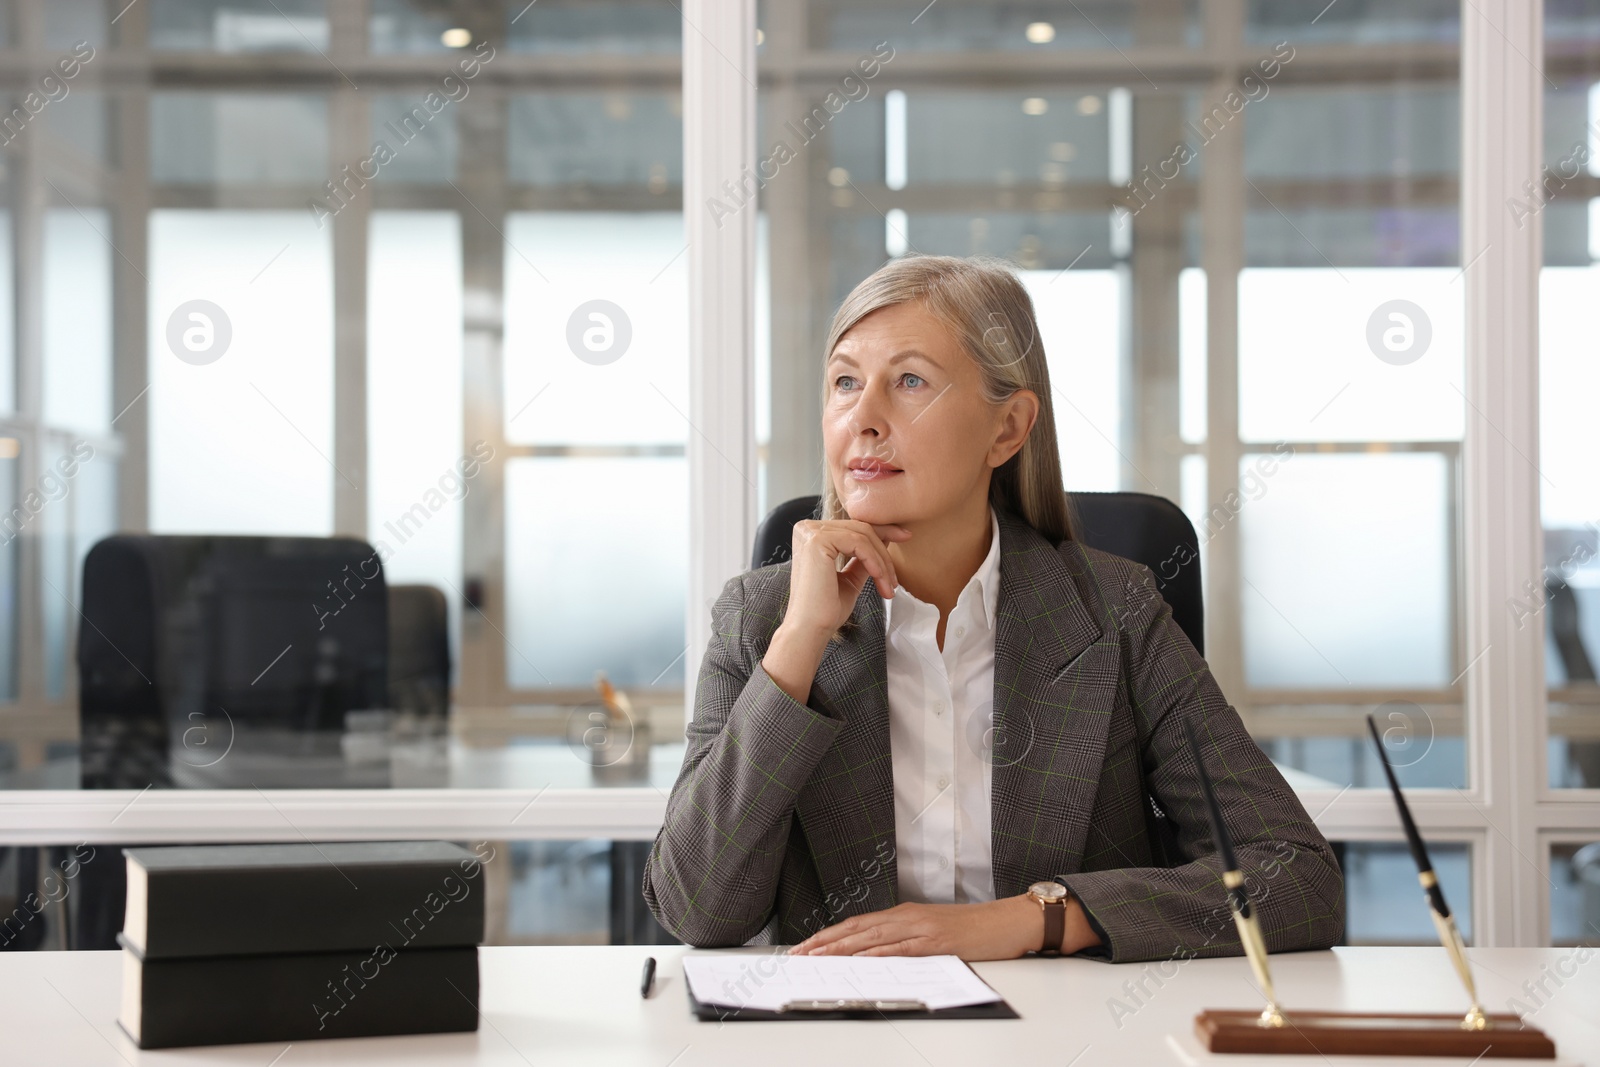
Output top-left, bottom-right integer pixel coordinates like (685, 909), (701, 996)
(143, 858), (486, 958)
(127, 945), (478, 1049)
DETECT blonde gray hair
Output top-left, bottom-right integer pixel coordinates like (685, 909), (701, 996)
(819, 254), (1077, 544)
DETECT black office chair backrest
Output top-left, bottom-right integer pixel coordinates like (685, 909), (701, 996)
(749, 491), (1204, 656)
(388, 583), (451, 718)
(77, 535), (390, 788)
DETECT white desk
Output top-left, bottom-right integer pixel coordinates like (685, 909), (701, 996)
(4, 945), (1593, 1065)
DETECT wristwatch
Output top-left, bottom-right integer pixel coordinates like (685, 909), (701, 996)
(1026, 880), (1070, 956)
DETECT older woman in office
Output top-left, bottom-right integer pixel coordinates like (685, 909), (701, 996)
(643, 255), (1343, 962)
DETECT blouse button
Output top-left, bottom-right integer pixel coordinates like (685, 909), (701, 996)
(937, 855), (949, 870)
(954, 625), (966, 639)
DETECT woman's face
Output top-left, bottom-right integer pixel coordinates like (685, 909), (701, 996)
(824, 301), (1036, 528)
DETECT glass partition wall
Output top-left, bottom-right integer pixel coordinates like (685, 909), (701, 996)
(0, 0), (1590, 952)
(1542, 0), (1600, 949)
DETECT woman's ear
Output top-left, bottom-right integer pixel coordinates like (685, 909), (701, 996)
(988, 389), (1040, 469)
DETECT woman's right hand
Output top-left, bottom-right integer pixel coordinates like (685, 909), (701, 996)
(762, 519), (910, 704)
(786, 519), (911, 635)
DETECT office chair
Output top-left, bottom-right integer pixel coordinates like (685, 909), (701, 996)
(72, 534), (391, 949)
(750, 490), (1205, 870)
(79, 535), (390, 766)
(750, 491), (1204, 655)
(387, 584), (451, 720)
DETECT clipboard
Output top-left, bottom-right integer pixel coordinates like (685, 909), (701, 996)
(686, 984), (1020, 1021)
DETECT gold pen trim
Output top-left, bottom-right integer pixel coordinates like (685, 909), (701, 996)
(1426, 908), (1489, 1031)
(1231, 909), (1285, 1028)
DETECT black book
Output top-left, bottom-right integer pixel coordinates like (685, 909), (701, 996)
(118, 939), (479, 1049)
(122, 841), (487, 959)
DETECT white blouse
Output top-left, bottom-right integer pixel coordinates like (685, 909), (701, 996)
(883, 507), (1001, 905)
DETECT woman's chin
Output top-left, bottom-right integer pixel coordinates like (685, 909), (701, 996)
(838, 497), (904, 527)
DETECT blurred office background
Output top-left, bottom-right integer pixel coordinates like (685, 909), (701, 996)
(0, 0), (1594, 951)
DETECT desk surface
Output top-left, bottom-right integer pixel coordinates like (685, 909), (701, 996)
(5, 945), (1592, 1066)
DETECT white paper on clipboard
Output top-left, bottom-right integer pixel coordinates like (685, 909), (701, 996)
(681, 954), (1003, 1013)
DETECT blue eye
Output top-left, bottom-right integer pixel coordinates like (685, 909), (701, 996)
(835, 375), (858, 391)
(902, 373), (925, 388)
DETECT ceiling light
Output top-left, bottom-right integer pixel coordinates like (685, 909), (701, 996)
(441, 27), (472, 48)
(1077, 95), (1103, 115)
(1025, 22), (1056, 44)
(1021, 97), (1048, 116)
(828, 167), (851, 187)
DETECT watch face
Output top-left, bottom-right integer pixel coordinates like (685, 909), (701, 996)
(1029, 880), (1067, 901)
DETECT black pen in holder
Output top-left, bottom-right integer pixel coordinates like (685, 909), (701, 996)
(1182, 719), (1284, 1029)
(1364, 714), (1488, 1032)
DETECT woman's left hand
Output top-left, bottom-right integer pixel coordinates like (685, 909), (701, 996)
(790, 897), (1041, 961)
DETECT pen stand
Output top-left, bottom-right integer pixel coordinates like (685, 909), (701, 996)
(1195, 1008), (1555, 1058)
(568, 705), (652, 784)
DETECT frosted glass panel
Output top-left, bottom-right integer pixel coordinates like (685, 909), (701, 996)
(1180, 453), (1208, 593)
(149, 211), (334, 535)
(1540, 267), (1600, 529)
(755, 213), (772, 514)
(151, 93), (328, 184)
(1019, 269), (1120, 492)
(1180, 267), (1206, 444)
(151, 0), (329, 52)
(46, 0), (108, 49)
(370, 0), (457, 54)
(1550, 843), (1600, 947)
(502, 213), (689, 447)
(1238, 267), (1464, 443)
(504, 457), (686, 689)
(0, 212), (13, 414)
(39, 444), (71, 701)
(74, 455), (118, 588)
(1343, 841), (1471, 945)
(370, 93), (457, 183)
(368, 212), (464, 668)
(507, 94), (682, 188)
(1241, 452), (1452, 688)
(43, 209), (113, 435)
(0, 452), (17, 700)
(904, 92), (1113, 185)
(1245, 88), (1458, 181)
(1540, 241), (1600, 786)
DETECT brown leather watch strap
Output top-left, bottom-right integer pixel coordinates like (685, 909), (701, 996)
(1040, 897), (1065, 955)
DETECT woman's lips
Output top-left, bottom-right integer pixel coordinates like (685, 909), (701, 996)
(844, 467), (908, 483)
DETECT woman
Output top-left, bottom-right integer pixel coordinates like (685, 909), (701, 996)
(643, 255), (1343, 962)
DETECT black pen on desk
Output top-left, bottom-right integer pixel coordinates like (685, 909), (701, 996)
(640, 956), (656, 999)
(1364, 714), (1487, 1030)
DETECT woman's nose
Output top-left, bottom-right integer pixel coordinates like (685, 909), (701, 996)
(847, 382), (891, 436)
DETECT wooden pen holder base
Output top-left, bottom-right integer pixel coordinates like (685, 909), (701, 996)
(1195, 1009), (1556, 1058)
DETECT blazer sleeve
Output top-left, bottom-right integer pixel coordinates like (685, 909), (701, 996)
(641, 572), (842, 947)
(1054, 560), (1345, 963)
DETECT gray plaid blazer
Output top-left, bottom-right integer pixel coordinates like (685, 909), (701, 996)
(643, 509), (1344, 962)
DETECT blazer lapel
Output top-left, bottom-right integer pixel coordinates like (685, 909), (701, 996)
(792, 580), (900, 914)
(989, 512), (1120, 898)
